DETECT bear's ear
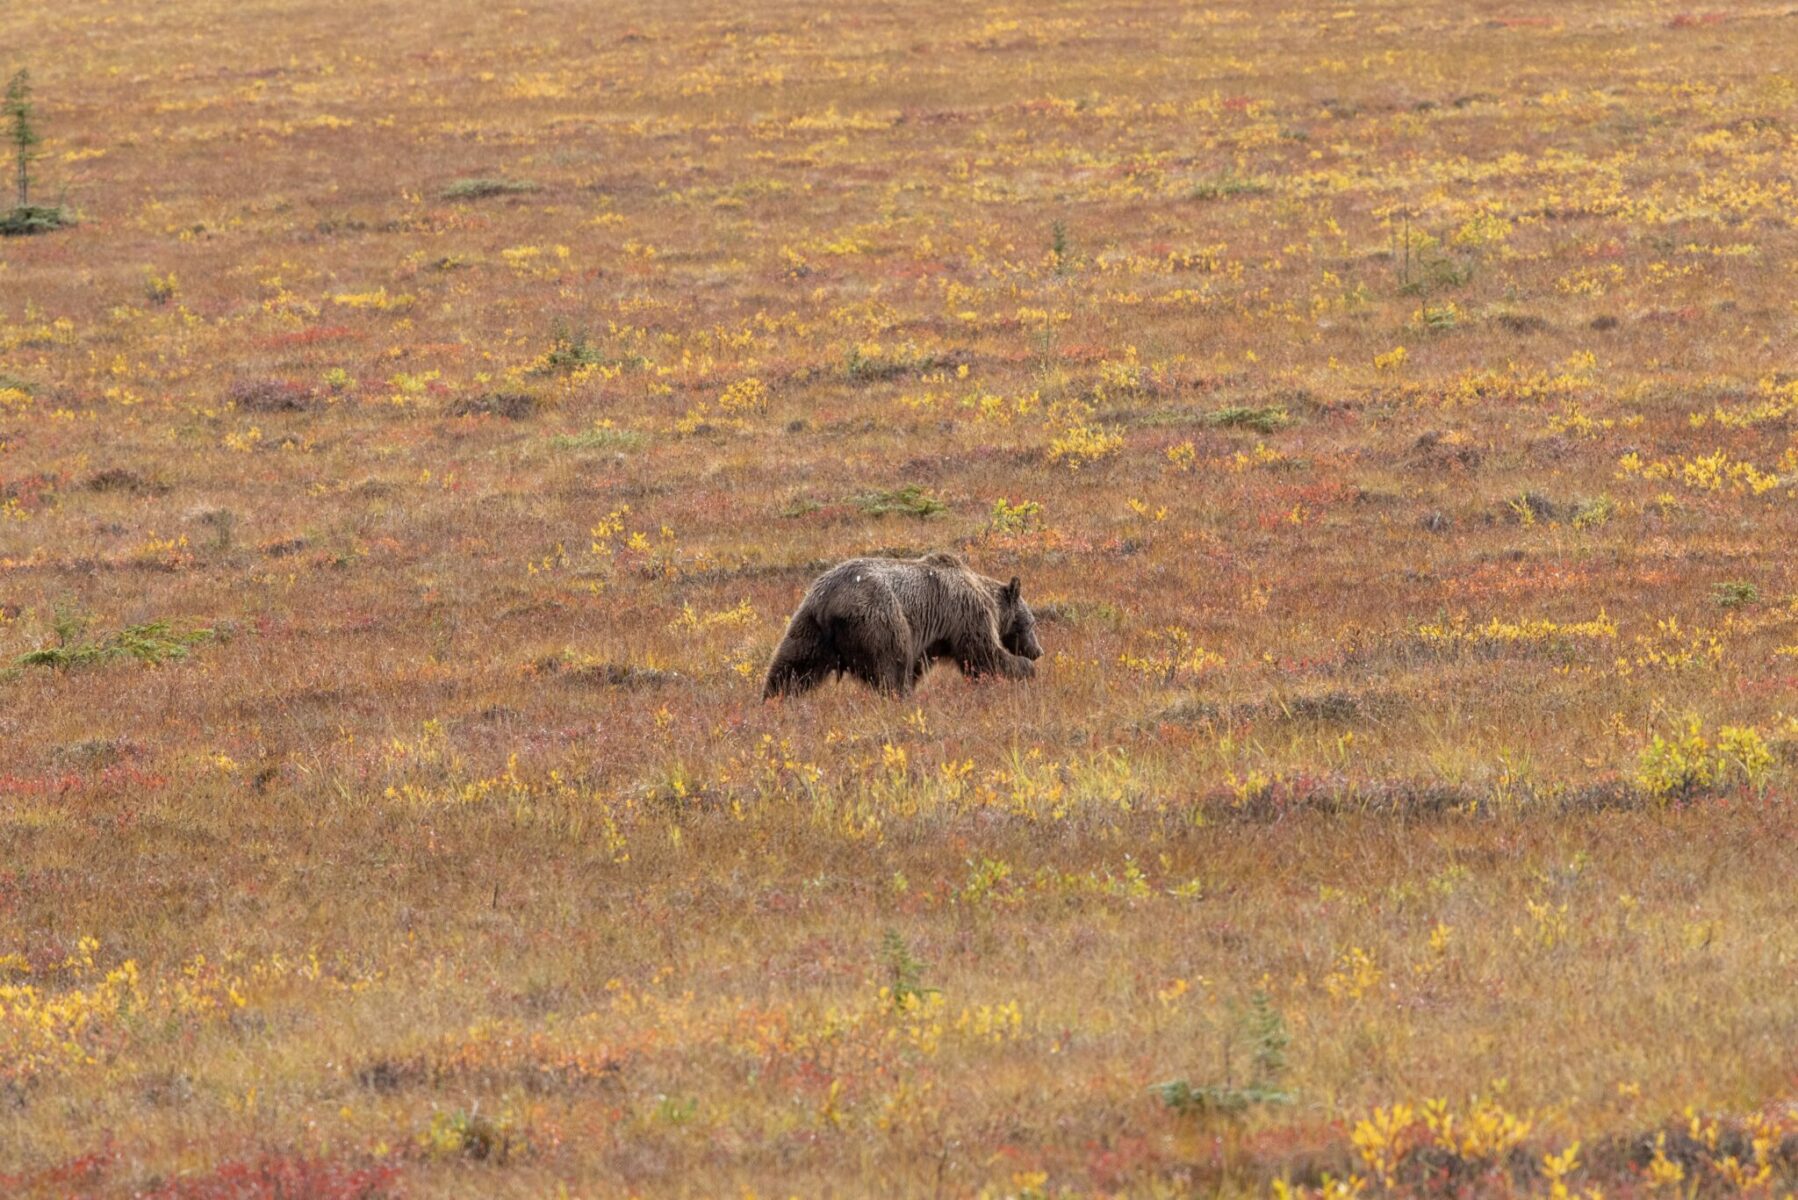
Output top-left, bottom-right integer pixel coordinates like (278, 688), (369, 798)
(1003, 576), (1021, 604)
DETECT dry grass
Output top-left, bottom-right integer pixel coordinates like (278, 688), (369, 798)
(4, 0), (1798, 1195)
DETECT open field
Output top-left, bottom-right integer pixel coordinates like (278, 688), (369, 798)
(4, 0), (1798, 1195)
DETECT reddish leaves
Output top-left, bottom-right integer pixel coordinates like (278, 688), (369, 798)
(136, 1154), (403, 1200)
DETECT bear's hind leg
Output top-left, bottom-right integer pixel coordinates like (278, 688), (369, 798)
(763, 630), (833, 698)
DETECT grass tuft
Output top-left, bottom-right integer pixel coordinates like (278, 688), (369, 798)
(440, 177), (538, 200)
(1205, 404), (1290, 433)
(852, 484), (948, 518)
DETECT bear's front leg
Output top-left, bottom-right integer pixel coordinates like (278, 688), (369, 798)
(999, 652), (1036, 680)
(952, 633), (1036, 682)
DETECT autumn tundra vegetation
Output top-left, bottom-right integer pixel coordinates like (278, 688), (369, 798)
(3, 0), (1798, 1195)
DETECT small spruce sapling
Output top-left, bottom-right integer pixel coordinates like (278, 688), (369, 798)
(1151, 990), (1293, 1115)
(881, 930), (939, 1012)
(2, 68), (71, 235)
(5, 69), (38, 209)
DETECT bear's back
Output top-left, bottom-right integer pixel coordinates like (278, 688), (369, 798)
(802, 554), (983, 624)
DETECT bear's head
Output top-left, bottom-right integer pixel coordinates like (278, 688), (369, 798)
(997, 576), (1043, 661)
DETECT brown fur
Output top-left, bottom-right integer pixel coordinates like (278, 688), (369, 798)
(763, 552), (1042, 699)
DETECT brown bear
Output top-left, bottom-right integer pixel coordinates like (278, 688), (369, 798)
(763, 552), (1042, 698)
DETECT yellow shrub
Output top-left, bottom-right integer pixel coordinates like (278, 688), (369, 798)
(718, 377), (768, 413)
(1047, 422), (1122, 469)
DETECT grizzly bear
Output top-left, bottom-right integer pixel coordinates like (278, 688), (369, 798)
(763, 552), (1042, 698)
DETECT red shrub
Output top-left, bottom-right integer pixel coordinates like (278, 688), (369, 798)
(135, 1155), (402, 1200)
